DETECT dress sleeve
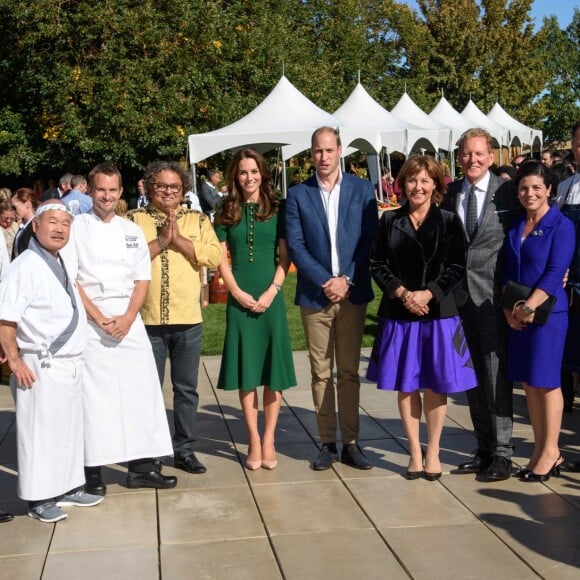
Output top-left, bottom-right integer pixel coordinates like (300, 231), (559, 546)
(535, 216), (575, 295)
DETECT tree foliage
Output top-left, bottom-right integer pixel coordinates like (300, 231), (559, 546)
(0, 0), (577, 178)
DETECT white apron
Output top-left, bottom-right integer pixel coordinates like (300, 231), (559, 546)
(13, 354), (85, 501)
(72, 215), (173, 465)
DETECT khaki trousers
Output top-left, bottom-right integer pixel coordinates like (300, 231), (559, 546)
(301, 301), (367, 445)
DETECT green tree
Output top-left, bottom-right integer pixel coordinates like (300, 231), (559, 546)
(534, 10), (580, 142)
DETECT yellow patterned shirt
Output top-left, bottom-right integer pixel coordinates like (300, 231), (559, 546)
(127, 206), (221, 325)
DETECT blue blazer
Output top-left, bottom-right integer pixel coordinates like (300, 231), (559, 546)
(285, 173), (378, 308)
(503, 204), (575, 313)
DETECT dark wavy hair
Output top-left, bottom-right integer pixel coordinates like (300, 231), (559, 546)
(514, 160), (555, 193)
(143, 160), (191, 194)
(215, 148), (277, 226)
(396, 155), (448, 205)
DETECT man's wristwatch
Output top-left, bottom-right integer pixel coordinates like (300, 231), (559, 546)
(341, 274), (353, 286)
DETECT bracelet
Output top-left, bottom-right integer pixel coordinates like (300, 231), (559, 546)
(271, 282), (282, 293)
(515, 301), (535, 316)
(156, 236), (168, 251)
(399, 289), (410, 303)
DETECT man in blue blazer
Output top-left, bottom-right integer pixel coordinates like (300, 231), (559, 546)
(286, 127), (378, 470)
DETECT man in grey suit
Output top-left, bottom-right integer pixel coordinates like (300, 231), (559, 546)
(442, 128), (519, 481)
(198, 169), (224, 218)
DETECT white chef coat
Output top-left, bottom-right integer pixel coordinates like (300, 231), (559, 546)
(70, 213), (173, 465)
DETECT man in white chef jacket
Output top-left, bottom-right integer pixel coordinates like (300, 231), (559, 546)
(0, 201), (103, 523)
(68, 163), (176, 494)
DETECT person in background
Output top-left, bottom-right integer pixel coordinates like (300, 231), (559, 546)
(367, 156), (476, 481)
(10, 188), (38, 259)
(215, 149), (296, 470)
(62, 175), (93, 216)
(503, 161), (574, 481)
(41, 173), (73, 201)
(129, 179), (149, 210)
(199, 169), (226, 219)
(0, 200), (18, 257)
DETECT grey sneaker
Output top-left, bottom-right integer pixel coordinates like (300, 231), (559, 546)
(56, 489), (104, 507)
(28, 502), (68, 523)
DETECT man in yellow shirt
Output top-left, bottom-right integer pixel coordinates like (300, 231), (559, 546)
(128, 161), (221, 474)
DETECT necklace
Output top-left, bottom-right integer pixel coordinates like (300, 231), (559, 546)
(409, 212), (427, 228)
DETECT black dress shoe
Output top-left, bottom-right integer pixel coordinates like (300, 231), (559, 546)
(0, 510), (14, 523)
(457, 452), (491, 473)
(341, 444), (373, 470)
(312, 443), (338, 471)
(174, 453), (207, 474)
(126, 470), (177, 489)
(85, 466), (106, 496)
(486, 456), (512, 481)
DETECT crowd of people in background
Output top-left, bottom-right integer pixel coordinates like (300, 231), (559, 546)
(0, 121), (578, 525)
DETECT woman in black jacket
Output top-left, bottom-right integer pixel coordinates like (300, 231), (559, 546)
(367, 156), (477, 480)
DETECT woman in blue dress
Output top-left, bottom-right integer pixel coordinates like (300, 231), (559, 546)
(503, 162), (575, 481)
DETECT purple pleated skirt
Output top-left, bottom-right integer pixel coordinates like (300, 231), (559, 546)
(366, 317), (478, 394)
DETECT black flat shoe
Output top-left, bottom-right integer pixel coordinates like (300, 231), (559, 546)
(424, 471), (442, 481)
(126, 470), (177, 489)
(406, 470), (423, 480)
(0, 510), (14, 523)
(312, 443), (338, 471)
(85, 466), (106, 496)
(174, 453), (207, 474)
(457, 451), (491, 474)
(486, 456), (512, 481)
(341, 444), (373, 470)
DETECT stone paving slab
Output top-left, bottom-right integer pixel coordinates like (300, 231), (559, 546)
(0, 349), (578, 579)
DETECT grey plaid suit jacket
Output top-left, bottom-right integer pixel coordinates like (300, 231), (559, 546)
(442, 173), (519, 307)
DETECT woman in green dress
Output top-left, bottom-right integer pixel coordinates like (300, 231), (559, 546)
(215, 149), (296, 471)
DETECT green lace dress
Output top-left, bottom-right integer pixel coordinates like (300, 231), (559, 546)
(215, 203), (296, 391)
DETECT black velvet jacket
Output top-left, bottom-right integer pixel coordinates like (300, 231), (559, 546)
(370, 204), (467, 321)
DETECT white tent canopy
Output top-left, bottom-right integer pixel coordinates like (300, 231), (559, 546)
(487, 103), (542, 148)
(390, 92), (451, 151)
(428, 96), (474, 150)
(332, 83), (428, 156)
(187, 75), (339, 164)
(461, 100), (505, 147)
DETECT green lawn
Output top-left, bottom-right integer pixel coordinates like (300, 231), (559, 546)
(201, 271), (382, 355)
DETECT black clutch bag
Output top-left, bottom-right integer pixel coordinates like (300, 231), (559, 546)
(500, 280), (555, 326)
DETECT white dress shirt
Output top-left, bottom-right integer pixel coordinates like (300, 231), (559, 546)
(316, 171), (342, 277)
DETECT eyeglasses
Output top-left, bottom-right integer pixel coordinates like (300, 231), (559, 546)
(152, 182), (182, 193)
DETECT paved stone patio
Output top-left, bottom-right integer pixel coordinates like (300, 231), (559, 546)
(0, 349), (579, 579)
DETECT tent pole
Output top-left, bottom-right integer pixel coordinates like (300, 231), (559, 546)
(281, 152), (287, 198)
(192, 163), (197, 195)
(376, 153), (383, 202)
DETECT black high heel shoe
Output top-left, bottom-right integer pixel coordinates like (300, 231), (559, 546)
(522, 456), (564, 482)
(516, 467), (532, 478)
(424, 471), (442, 481)
(406, 448), (425, 480)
